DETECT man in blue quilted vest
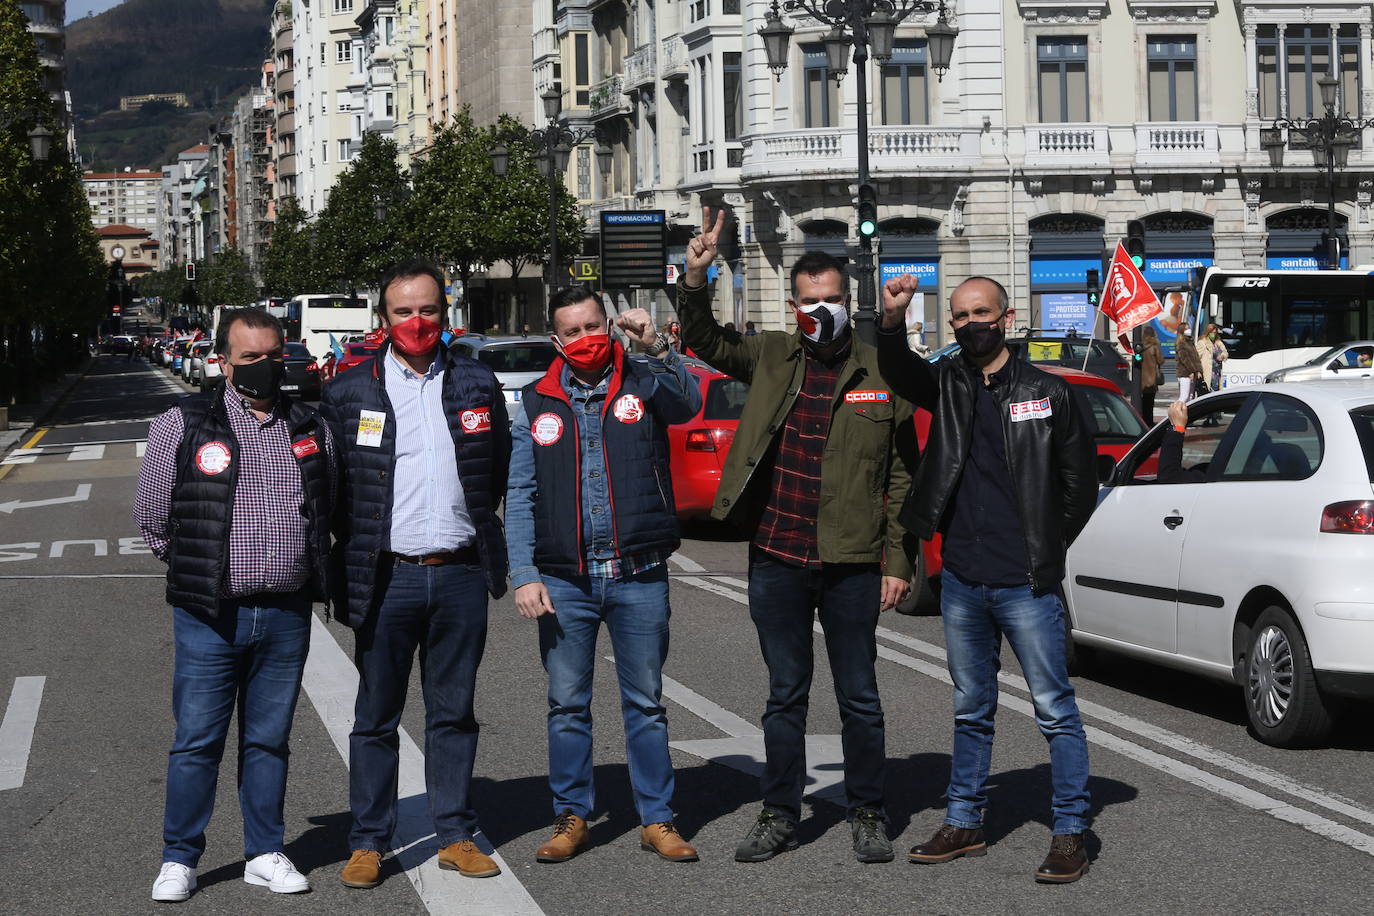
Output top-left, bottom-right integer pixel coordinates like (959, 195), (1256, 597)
(506, 286), (702, 864)
(320, 260), (511, 889)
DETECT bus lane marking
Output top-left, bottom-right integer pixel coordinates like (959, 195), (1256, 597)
(0, 677), (46, 791)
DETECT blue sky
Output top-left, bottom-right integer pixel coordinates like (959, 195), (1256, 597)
(66, 0), (123, 23)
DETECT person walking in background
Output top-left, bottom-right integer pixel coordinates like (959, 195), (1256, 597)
(1175, 323), (1204, 400)
(1139, 327), (1164, 424)
(1198, 323), (1229, 393)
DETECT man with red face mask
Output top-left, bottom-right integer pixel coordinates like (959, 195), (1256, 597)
(505, 286), (702, 864)
(320, 259), (512, 890)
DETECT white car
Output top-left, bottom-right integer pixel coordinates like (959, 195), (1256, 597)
(449, 336), (557, 421)
(187, 340), (220, 387)
(1064, 382), (1374, 747)
(182, 339), (210, 383)
(1264, 341), (1374, 384)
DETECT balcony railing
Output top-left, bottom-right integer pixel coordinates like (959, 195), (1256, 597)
(740, 125), (981, 179)
(1022, 124), (1109, 167)
(1133, 122), (1219, 165)
(588, 75), (630, 120)
(660, 34), (688, 80)
(625, 43), (656, 89)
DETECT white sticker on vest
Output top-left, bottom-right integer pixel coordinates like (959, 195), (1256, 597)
(357, 409), (386, 447)
(1009, 397), (1052, 422)
(532, 412), (565, 446)
(195, 441), (232, 475)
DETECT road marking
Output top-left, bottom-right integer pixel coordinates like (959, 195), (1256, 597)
(66, 444), (105, 461)
(659, 669), (761, 738)
(673, 570), (1374, 859)
(0, 483), (92, 514)
(300, 615), (544, 916)
(0, 574), (163, 579)
(135, 440), (146, 458)
(54, 417), (156, 427)
(0, 449), (41, 465)
(0, 677), (46, 791)
(22, 428), (48, 449)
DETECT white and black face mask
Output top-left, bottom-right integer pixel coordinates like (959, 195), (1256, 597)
(794, 301), (851, 346)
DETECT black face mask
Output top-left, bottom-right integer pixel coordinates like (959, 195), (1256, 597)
(230, 357), (285, 400)
(955, 316), (1005, 359)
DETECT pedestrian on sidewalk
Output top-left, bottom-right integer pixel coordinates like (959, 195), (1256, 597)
(676, 209), (917, 865)
(320, 259), (511, 890)
(1198, 323), (1229, 392)
(505, 287), (702, 865)
(1140, 327), (1164, 424)
(134, 306), (336, 903)
(876, 273), (1097, 884)
(1175, 324), (1204, 400)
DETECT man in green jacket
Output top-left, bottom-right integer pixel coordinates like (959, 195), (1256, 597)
(676, 208), (916, 865)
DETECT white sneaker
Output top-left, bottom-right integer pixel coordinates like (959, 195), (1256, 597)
(151, 862), (196, 902)
(244, 851), (311, 894)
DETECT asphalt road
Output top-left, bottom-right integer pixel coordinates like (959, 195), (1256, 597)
(2, 353), (1373, 916)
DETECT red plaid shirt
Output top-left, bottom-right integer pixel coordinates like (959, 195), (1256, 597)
(754, 347), (845, 567)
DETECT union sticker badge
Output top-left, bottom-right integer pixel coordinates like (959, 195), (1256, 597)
(195, 441), (232, 475)
(531, 412), (565, 446)
(291, 436), (320, 458)
(460, 407), (492, 433)
(613, 393), (645, 424)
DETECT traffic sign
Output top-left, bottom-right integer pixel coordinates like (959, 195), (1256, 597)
(600, 210), (667, 290)
(570, 258), (600, 283)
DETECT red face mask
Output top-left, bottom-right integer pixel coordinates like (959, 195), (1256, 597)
(389, 315), (443, 356)
(558, 332), (612, 372)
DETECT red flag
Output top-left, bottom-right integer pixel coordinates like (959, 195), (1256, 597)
(1100, 241), (1163, 334)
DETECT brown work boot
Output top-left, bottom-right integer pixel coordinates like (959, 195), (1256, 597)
(535, 811), (589, 863)
(640, 821), (699, 862)
(1035, 833), (1089, 884)
(907, 824), (988, 864)
(339, 849), (383, 889)
(437, 840), (501, 878)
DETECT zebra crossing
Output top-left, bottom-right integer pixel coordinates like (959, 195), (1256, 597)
(0, 440), (145, 465)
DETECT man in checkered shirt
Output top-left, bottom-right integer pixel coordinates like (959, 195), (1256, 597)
(134, 307), (336, 903)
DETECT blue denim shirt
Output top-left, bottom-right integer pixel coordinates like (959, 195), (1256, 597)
(506, 346), (701, 589)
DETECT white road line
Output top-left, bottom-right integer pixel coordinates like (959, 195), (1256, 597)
(55, 418), (156, 427)
(659, 670), (761, 738)
(672, 570), (1374, 859)
(67, 444), (105, 461)
(871, 625), (1374, 831)
(0, 677), (46, 791)
(300, 615), (544, 916)
(0, 449), (40, 466)
(667, 552), (706, 573)
(135, 440), (146, 458)
(0, 574), (164, 579)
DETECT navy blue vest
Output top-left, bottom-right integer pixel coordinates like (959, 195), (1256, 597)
(520, 347), (679, 576)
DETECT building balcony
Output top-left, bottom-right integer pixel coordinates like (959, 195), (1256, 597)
(625, 43), (656, 89)
(588, 75), (630, 121)
(739, 125), (982, 181)
(26, 21), (62, 35)
(1022, 123), (1110, 168)
(660, 34), (688, 80)
(37, 53), (64, 70)
(1132, 122), (1220, 167)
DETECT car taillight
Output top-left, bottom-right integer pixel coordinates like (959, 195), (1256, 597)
(306, 362), (319, 372)
(206, 357), (217, 364)
(1115, 362), (1129, 372)
(1321, 500), (1374, 533)
(685, 428), (735, 452)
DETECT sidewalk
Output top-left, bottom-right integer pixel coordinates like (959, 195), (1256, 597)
(0, 357), (94, 457)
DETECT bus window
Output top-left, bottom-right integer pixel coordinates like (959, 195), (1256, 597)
(1220, 297), (1269, 359)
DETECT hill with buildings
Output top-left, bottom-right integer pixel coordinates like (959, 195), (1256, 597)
(66, 0), (273, 169)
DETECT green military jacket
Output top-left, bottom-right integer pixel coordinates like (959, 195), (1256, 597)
(676, 282), (915, 581)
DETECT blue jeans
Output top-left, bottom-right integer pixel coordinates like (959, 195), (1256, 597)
(939, 569), (1091, 835)
(163, 595), (312, 867)
(349, 561), (489, 851)
(539, 565), (675, 826)
(747, 548), (885, 823)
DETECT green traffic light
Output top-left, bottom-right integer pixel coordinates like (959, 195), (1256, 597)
(1131, 255), (1144, 268)
(859, 219), (877, 237)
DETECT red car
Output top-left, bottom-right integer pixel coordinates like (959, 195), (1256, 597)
(667, 358), (749, 520)
(328, 342), (380, 379)
(902, 364), (1153, 612)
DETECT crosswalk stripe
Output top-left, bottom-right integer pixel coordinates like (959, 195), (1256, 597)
(67, 444), (105, 461)
(0, 677), (46, 791)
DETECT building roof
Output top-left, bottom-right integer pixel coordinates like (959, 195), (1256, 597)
(140, 240), (161, 247)
(82, 171), (163, 180)
(181, 144), (209, 154)
(97, 224), (153, 238)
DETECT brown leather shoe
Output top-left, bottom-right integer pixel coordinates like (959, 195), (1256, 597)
(907, 824), (988, 864)
(340, 849), (383, 889)
(535, 811), (588, 863)
(1035, 833), (1089, 884)
(640, 821), (699, 862)
(437, 840), (500, 878)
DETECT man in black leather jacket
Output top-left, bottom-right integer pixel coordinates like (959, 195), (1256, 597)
(876, 274), (1097, 884)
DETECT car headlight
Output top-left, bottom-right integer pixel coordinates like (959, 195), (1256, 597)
(1264, 370), (1285, 383)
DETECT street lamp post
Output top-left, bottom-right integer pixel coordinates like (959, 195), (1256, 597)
(1260, 74), (1373, 269)
(0, 107), (54, 162)
(490, 87), (612, 306)
(758, 0), (957, 344)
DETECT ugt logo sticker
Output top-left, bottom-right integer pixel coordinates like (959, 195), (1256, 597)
(460, 407), (492, 433)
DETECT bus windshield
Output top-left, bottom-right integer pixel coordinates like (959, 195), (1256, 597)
(1197, 268), (1374, 362)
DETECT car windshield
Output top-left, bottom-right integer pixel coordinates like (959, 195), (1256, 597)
(1304, 345), (1348, 366)
(703, 377), (749, 421)
(284, 343), (312, 358)
(1075, 385), (1149, 439)
(477, 343), (556, 373)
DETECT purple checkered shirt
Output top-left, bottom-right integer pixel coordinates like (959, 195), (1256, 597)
(134, 386), (337, 597)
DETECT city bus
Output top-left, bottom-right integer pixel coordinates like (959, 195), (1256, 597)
(291, 293), (373, 360)
(1189, 266), (1374, 387)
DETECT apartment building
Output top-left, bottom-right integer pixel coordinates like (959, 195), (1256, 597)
(428, 0), (534, 128)
(293, 0), (367, 214)
(82, 169), (162, 233)
(355, 0), (430, 167)
(552, 0), (1372, 346)
(157, 144), (211, 267)
(232, 72), (276, 272)
(20, 1), (74, 152)
(273, 0), (299, 202)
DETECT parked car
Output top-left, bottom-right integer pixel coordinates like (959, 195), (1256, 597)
(331, 342), (380, 377)
(109, 335), (134, 355)
(280, 342), (323, 400)
(1265, 341), (1374, 383)
(900, 365), (1152, 613)
(1064, 382), (1374, 747)
(666, 359), (750, 520)
(195, 343), (224, 387)
(169, 339), (193, 375)
(183, 340), (212, 385)
(449, 336), (557, 420)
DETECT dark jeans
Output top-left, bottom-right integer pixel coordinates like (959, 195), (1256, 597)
(1142, 385), (1158, 426)
(746, 547), (885, 822)
(348, 561), (489, 851)
(163, 594), (312, 867)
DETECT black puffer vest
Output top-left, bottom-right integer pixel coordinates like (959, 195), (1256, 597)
(165, 390), (332, 618)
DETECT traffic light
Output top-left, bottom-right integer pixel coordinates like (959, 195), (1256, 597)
(1126, 220), (1146, 269)
(857, 183), (879, 239)
(1086, 268), (1101, 307)
(186, 262), (196, 282)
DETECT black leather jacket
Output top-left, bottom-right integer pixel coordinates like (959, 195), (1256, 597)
(876, 325), (1096, 593)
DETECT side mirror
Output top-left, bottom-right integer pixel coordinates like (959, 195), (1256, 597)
(1329, 360), (1344, 371)
(1095, 453), (1117, 485)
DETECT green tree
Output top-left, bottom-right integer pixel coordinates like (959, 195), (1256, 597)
(314, 132), (415, 294)
(199, 247), (257, 308)
(262, 196), (323, 297)
(488, 115), (583, 294)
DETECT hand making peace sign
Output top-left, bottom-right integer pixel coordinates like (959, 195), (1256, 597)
(684, 206), (728, 287)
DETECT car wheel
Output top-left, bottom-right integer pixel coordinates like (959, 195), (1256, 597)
(895, 551), (940, 616)
(1243, 607), (1334, 748)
